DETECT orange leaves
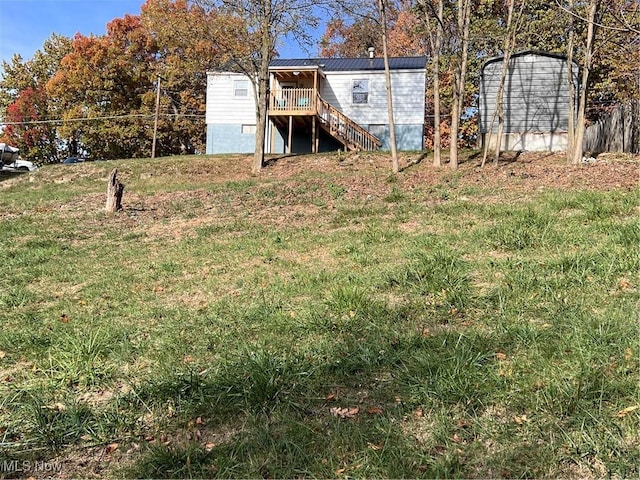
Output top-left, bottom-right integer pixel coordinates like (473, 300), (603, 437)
(367, 406), (384, 415)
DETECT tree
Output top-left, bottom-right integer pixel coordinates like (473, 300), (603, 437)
(197, 0), (322, 175)
(421, 0), (444, 166)
(0, 34), (72, 162)
(320, 1), (426, 57)
(481, 0), (527, 167)
(46, 0), (227, 160)
(47, 15), (158, 160)
(449, 0), (472, 169)
(140, 0), (225, 156)
(378, 0), (399, 173)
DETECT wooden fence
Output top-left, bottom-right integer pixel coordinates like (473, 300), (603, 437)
(583, 100), (640, 154)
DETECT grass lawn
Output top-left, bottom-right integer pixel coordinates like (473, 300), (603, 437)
(0, 151), (638, 478)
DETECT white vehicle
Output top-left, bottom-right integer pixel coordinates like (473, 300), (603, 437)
(0, 142), (20, 163)
(2, 158), (38, 172)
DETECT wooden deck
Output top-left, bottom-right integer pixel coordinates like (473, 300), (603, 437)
(268, 88), (381, 152)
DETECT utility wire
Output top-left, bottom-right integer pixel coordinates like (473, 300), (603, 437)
(1, 113), (205, 126)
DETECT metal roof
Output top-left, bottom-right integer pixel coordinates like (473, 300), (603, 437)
(481, 50), (573, 72)
(270, 56), (427, 72)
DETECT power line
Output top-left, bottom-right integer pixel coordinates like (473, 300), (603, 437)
(1, 112), (205, 126)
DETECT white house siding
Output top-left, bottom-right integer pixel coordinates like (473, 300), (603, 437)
(480, 52), (579, 151)
(321, 69), (426, 150)
(206, 72), (257, 154)
(206, 63), (427, 153)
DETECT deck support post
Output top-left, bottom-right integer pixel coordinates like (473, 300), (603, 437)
(287, 116), (293, 153)
(312, 116), (317, 153)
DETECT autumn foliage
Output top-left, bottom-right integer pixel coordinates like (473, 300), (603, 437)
(0, 0), (638, 162)
(1, 0), (241, 162)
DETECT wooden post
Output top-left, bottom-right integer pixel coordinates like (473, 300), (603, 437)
(312, 116), (317, 153)
(288, 115), (293, 153)
(106, 168), (125, 213)
(151, 75), (161, 159)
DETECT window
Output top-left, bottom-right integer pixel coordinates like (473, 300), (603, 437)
(241, 124), (256, 135)
(234, 80), (249, 98)
(352, 79), (369, 105)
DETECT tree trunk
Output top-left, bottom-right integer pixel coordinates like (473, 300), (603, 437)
(424, 0), (444, 167)
(571, 0), (598, 165)
(450, 0), (471, 170)
(379, 0), (398, 174)
(481, 0), (524, 167)
(252, 0), (273, 175)
(566, 0), (576, 163)
(106, 168), (124, 213)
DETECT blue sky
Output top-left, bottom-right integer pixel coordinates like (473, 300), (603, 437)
(0, 0), (313, 69)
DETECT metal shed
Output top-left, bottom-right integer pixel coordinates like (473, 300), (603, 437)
(479, 50), (579, 152)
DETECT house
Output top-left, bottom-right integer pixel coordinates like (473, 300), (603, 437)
(479, 50), (579, 152)
(205, 56), (427, 155)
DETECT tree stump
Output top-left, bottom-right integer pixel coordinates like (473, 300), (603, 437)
(106, 168), (125, 213)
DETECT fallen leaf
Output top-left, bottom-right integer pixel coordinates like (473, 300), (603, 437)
(325, 393), (336, 402)
(153, 286), (164, 293)
(0, 350), (5, 359)
(367, 406), (383, 415)
(615, 405), (639, 418)
(367, 442), (383, 450)
(60, 313), (70, 323)
(495, 352), (508, 361)
(456, 418), (471, 429)
(414, 407), (424, 418)
(452, 433), (463, 443)
(624, 348), (634, 362)
(205, 443), (216, 452)
(196, 416), (205, 425)
(183, 355), (195, 363)
(330, 407), (359, 419)
(336, 468), (346, 475)
(105, 443), (119, 455)
(618, 278), (633, 290)
(43, 402), (66, 411)
(513, 414), (528, 425)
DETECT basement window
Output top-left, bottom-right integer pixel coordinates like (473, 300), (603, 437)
(352, 79), (369, 105)
(234, 80), (249, 98)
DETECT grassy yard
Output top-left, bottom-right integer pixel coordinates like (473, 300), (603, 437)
(0, 152), (638, 478)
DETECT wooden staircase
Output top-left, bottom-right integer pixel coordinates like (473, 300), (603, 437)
(316, 95), (381, 151)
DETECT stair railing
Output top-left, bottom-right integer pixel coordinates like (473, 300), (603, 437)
(316, 95), (381, 151)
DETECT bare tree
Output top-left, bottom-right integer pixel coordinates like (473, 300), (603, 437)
(422, 0), (444, 167)
(481, 0), (527, 167)
(565, 0), (577, 163)
(449, 0), (472, 170)
(565, 0), (600, 164)
(378, 0), (399, 173)
(197, 0), (321, 174)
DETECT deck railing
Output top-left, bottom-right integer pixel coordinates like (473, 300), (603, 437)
(268, 88), (381, 151)
(270, 88), (316, 112)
